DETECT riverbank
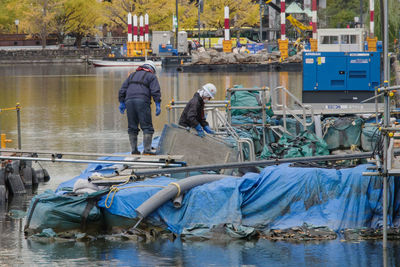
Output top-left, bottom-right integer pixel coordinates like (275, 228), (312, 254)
(0, 47), (109, 64)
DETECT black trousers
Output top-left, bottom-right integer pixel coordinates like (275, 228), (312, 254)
(126, 98), (154, 135)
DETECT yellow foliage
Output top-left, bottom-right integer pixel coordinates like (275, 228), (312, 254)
(8, 0), (65, 37)
(104, 0), (197, 32)
(64, 0), (106, 37)
(201, 0), (259, 29)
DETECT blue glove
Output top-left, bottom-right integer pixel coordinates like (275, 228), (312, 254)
(194, 124), (205, 138)
(119, 102), (126, 114)
(155, 102), (161, 116)
(203, 125), (215, 134)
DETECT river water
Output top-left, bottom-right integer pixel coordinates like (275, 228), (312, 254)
(0, 64), (398, 266)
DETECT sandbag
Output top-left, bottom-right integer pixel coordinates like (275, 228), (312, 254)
(323, 116), (364, 150)
(361, 123), (380, 152)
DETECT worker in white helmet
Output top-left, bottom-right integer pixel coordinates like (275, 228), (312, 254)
(178, 83), (217, 137)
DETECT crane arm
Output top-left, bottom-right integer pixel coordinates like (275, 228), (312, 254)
(265, 1), (312, 34)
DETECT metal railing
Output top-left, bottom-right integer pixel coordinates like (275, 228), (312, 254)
(271, 86), (314, 135)
(226, 87), (270, 146)
(165, 99), (256, 161)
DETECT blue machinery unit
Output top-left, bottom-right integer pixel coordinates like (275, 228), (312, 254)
(302, 52), (381, 103)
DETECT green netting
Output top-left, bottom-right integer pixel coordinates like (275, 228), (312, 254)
(322, 117), (364, 150)
(280, 117), (315, 136)
(260, 131), (329, 159)
(361, 123), (380, 152)
(229, 113), (276, 160)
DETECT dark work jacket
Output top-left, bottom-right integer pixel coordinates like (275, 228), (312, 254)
(178, 92), (209, 128)
(118, 68), (161, 104)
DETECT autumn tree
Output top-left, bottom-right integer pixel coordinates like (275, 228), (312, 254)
(103, 0), (197, 33)
(63, 0), (106, 47)
(0, 0), (17, 33)
(8, 0), (64, 48)
(201, 0), (259, 32)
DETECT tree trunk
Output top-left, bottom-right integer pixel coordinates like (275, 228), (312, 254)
(76, 35), (83, 48)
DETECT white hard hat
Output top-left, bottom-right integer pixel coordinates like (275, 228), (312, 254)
(201, 83), (217, 99)
(143, 60), (156, 73)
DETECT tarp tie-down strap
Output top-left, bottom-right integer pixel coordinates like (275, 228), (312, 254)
(104, 183), (166, 209)
(81, 198), (97, 231)
(170, 182), (181, 198)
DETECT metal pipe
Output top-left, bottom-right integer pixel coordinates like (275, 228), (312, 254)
(378, 85), (400, 91)
(261, 89), (266, 146)
(227, 87), (269, 92)
(259, 0), (262, 41)
(171, 100), (228, 105)
(231, 106), (264, 110)
(175, 0), (178, 49)
(0, 155), (182, 167)
(169, 104), (228, 109)
(227, 90), (232, 125)
(383, 0), (389, 249)
(16, 103), (21, 149)
(134, 151), (389, 177)
(0, 149), (183, 160)
(375, 88), (379, 124)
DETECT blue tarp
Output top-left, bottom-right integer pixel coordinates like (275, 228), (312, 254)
(83, 164), (400, 234)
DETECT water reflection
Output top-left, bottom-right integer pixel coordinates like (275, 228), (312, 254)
(18, 237), (400, 266)
(0, 64), (302, 155)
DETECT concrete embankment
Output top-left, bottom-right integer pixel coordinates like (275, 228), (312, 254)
(0, 47), (109, 64)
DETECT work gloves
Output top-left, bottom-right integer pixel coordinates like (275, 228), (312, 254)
(203, 125), (215, 134)
(194, 124), (205, 138)
(119, 102), (126, 114)
(155, 102), (161, 116)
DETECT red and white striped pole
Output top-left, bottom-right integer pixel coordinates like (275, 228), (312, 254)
(139, 15), (144, 42)
(127, 13), (132, 42)
(369, 0), (374, 37)
(280, 0), (286, 40)
(224, 6), (230, 41)
(144, 14), (149, 42)
(312, 0), (317, 40)
(133, 15), (138, 42)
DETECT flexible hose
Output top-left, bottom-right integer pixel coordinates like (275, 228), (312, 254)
(135, 174), (230, 219)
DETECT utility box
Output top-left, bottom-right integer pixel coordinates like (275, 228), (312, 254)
(302, 51), (381, 103)
(177, 31), (188, 55)
(159, 44), (177, 56)
(151, 31), (173, 55)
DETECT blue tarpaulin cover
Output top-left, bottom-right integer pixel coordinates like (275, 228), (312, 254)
(56, 162), (400, 234)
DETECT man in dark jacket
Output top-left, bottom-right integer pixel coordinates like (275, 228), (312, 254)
(178, 83), (217, 137)
(118, 60), (161, 154)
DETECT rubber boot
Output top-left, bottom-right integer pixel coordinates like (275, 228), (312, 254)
(143, 133), (155, 155)
(129, 133), (140, 155)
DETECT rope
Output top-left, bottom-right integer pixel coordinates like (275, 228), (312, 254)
(104, 181), (183, 209)
(169, 182), (181, 198)
(104, 181), (166, 209)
